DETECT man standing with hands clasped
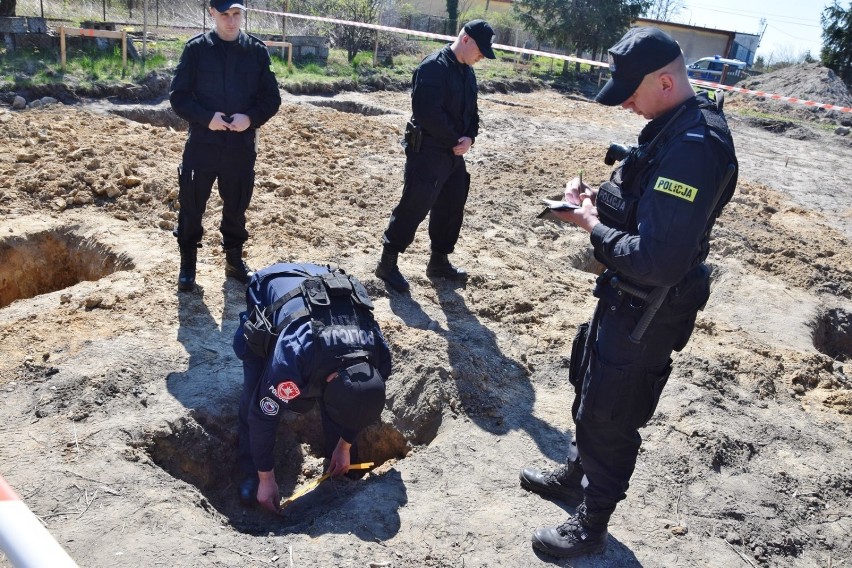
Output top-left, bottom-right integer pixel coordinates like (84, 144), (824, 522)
(520, 27), (738, 558)
(375, 20), (496, 293)
(170, 1), (281, 291)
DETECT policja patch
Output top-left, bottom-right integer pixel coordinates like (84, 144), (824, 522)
(653, 177), (698, 202)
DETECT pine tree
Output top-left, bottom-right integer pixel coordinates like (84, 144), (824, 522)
(821, 1), (852, 85)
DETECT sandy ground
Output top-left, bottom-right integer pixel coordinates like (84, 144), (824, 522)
(1, 81), (852, 568)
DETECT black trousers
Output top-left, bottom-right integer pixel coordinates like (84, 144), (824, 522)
(569, 268), (710, 515)
(382, 145), (470, 255)
(175, 139), (257, 251)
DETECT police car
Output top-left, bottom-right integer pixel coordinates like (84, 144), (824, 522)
(687, 56), (747, 84)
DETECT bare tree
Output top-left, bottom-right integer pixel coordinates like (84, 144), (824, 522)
(764, 44), (812, 69)
(307, 0), (384, 62)
(643, 0), (682, 22)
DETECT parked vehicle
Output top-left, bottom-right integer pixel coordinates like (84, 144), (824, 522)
(687, 56), (747, 85)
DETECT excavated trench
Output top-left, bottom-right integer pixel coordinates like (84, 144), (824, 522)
(812, 307), (852, 362)
(0, 229), (133, 308)
(145, 390), (414, 531)
(302, 99), (400, 116)
(569, 245), (605, 275)
(87, 97), (399, 131)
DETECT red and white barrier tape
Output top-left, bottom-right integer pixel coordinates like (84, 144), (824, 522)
(251, 8), (852, 114)
(0, 475), (79, 568)
(250, 8), (607, 68)
(690, 79), (852, 113)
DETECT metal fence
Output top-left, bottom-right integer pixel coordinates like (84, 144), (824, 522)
(15, 0), (576, 66)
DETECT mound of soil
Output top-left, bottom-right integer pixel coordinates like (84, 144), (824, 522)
(740, 62), (852, 109)
(729, 62), (852, 126)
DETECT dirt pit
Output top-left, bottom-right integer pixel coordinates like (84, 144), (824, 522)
(812, 308), (852, 362)
(1, 66), (852, 567)
(0, 229), (133, 308)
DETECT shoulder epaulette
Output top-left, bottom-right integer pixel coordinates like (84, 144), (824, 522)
(186, 32), (207, 45)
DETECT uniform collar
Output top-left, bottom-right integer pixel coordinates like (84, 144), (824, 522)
(209, 29), (244, 46)
(443, 44), (462, 66)
(639, 94), (702, 143)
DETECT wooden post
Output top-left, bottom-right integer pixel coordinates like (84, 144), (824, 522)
(60, 27), (130, 71)
(282, 0), (289, 37)
(60, 27), (66, 71)
(373, 25), (379, 66)
(121, 30), (127, 69)
(514, 28), (520, 64)
(264, 41), (292, 66)
(721, 64), (729, 85)
(142, 0), (148, 64)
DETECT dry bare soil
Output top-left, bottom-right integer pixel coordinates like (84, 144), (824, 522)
(1, 65), (852, 567)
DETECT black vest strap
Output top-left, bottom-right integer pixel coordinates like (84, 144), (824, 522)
(262, 270), (376, 337)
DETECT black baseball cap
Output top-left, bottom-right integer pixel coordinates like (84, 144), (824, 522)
(595, 27), (683, 106)
(210, 0), (246, 11)
(463, 20), (496, 59)
(323, 362), (386, 432)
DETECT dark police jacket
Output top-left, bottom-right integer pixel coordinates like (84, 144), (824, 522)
(169, 30), (281, 148)
(233, 264), (392, 472)
(411, 45), (480, 150)
(592, 93), (738, 289)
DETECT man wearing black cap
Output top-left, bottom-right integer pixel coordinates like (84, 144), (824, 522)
(233, 263), (392, 514)
(170, 1), (281, 292)
(520, 27), (738, 558)
(375, 20), (496, 293)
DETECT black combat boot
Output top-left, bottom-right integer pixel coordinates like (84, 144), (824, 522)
(519, 459), (585, 505)
(532, 502), (610, 558)
(426, 252), (468, 280)
(224, 246), (254, 283)
(178, 245), (197, 292)
(375, 249), (410, 292)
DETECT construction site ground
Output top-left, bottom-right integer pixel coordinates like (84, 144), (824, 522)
(1, 63), (852, 567)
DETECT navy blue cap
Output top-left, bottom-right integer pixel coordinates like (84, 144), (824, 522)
(596, 27), (682, 106)
(463, 20), (496, 59)
(210, 1), (245, 11)
(323, 362), (386, 432)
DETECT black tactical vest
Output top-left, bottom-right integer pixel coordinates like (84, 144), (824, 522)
(243, 268), (384, 398)
(597, 96), (738, 248)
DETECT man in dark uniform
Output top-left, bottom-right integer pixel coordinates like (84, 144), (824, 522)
(233, 263), (392, 514)
(375, 20), (496, 293)
(169, 1), (281, 291)
(520, 27), (738, 558)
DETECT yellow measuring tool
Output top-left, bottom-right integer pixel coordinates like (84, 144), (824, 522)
(280, 462), (374, 509)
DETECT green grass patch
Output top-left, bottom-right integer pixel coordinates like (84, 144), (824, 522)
(735, 107), (836, 133)
(271, 49), (358, 83)
(0, 37), (590, 93)
(0, 38), (181, 87)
